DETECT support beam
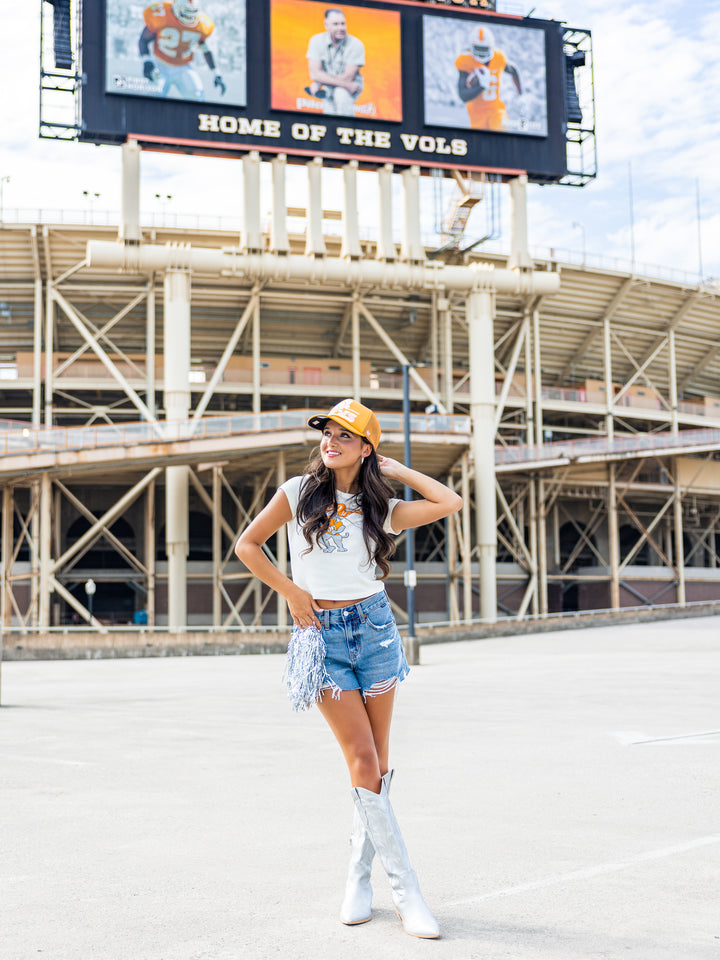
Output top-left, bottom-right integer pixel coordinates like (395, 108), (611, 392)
(39, 473), (52, 628)
(305, 157), (326, 257)
(146, 279), (156, 419)
(352, 293), (361, 401)
(673, 459), (686, 606)
(668, 330), (678, 435)
(145, 477), (156, 627)
(467, 290), (497, 621)
(603, 314), (614, 440)
(164, 270), (191, 629)
(537, 477), (548, 614)
(33, 273), (43, 428)
(270, 155), (290, 255)
(400, 165), (424, 263)
(119, 140), (142, 244)
(241, 151), (263, 253)
(440, 296), (454, 414)
(51, 287), (155, 423)
(358, 301), (447, 413)
(192, 287), (260, 422)
(507, 175), (533, 270)
(555, 276), (635, 386)
(376, 163), (396, 261)
(608, 463), (620, 609)
(461, 452), (472, 621)
(341, 161), (362, 260)
(87, 241), (562, 297)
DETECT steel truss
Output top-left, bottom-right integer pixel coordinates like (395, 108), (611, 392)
(2, 153), (720, 633)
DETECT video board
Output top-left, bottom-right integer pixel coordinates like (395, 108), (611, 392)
(81, 0), (574, 182)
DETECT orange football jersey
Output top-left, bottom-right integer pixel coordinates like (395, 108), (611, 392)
(143, 2), (214, 66)
(455, 50), (508, 131)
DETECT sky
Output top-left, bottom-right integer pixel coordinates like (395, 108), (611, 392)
(1, 0), (718, 284)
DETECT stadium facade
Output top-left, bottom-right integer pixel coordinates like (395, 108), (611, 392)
(1, 155), (720, 634)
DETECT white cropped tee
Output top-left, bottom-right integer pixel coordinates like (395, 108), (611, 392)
(279, 475), (401, 600)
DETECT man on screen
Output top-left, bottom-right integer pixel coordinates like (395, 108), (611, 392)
(139, 0), (226, 101)
(305, 8), (364, 116)
(455, 25), (521, 131)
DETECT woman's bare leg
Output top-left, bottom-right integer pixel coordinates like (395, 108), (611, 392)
(317, 687), (396, 792)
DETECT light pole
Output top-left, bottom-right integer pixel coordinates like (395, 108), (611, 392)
(402, 364), (419, 665)
(84, 578), (96, 621)
(82, 191), (101, 220)
(0, 176), (10, 222)
(572, 221), (586, 265)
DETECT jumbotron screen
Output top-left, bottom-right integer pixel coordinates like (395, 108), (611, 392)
(82, 0), (575, 182)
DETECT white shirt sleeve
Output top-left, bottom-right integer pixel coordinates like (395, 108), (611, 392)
(279, 475), (304, 516)
(384, 498), (402, 535)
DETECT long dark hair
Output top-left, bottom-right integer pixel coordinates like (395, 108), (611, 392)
(297, 445), (397, 579)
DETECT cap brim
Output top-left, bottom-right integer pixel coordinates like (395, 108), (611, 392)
(307, 414), (370, 444)
(307, 415), (329, 431)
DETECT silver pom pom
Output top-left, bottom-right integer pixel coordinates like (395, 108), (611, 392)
(284, 625), (327, 711)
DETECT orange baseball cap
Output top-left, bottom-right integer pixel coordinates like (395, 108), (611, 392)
(307, 399), (381, 450)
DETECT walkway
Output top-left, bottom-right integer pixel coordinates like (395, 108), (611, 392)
(1, 617), (717, 959)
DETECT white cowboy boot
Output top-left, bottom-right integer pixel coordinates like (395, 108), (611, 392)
(340, 770), (393, 925)
(352, 773), (440, 939)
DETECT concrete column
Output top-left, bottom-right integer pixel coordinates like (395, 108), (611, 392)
(241, 151), (263, 253)
(2, 485), (12, 630)
(507, 175), (533, 270)
(341, 161), (361, 260)
(532, 306), (543, 446)
(146, 279), (156, 419)
(446, 495), (459, 623)
(524, 310), (534, 445)
(608, 463), (620, 609)
(44, 273), (54, 426)
(30, 481), (40, 627)
(352, 294), (360, 401)
(163, 270), (191, 629)
(33, 278), (43, 428)
(212, 467), (221, 627)
(305, 157), (326, 257)
(668, 331), (678, 435)
(439, 296), (454, 414)
(673, 459), (686, 606)
(119, 140), (142, 244)
(145, 477), (156, 627)
(39, 472), (52, 628)
(467, 289), (497, 622)
(400, 165), (424, 263)
(603, 316), (614, 440)
(537, 477), (548, 614)
(270, 155), (290, 255)
(461, 452), (472, 621)
(528, 478), (539, 615)
(376, 164), (396, 261)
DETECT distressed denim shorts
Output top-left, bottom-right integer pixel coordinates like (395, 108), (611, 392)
(317, 591), (410, 699)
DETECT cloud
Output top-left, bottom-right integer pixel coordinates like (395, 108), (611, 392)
(2, 0), (718, 281)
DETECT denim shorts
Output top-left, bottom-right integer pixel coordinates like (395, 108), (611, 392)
(317, 591), (410, 699)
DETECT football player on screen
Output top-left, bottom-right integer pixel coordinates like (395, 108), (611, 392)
(455, 26), (521, 131)
(139, 0), (226, 101)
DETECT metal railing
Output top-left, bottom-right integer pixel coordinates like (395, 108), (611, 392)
(3, 208), (718, 288)
(495, 427), (720, 466)
(0, 410), (471, 457)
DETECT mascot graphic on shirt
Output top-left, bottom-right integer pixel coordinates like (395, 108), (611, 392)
(319, 515), (350, 553)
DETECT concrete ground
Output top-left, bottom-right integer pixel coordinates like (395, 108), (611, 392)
(1, 617), (718, 960)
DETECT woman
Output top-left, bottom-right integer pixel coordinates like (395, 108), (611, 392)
(235, 399), (462, 939)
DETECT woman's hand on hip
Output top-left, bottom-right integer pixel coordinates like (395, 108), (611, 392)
(287, 587), (323, 630)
